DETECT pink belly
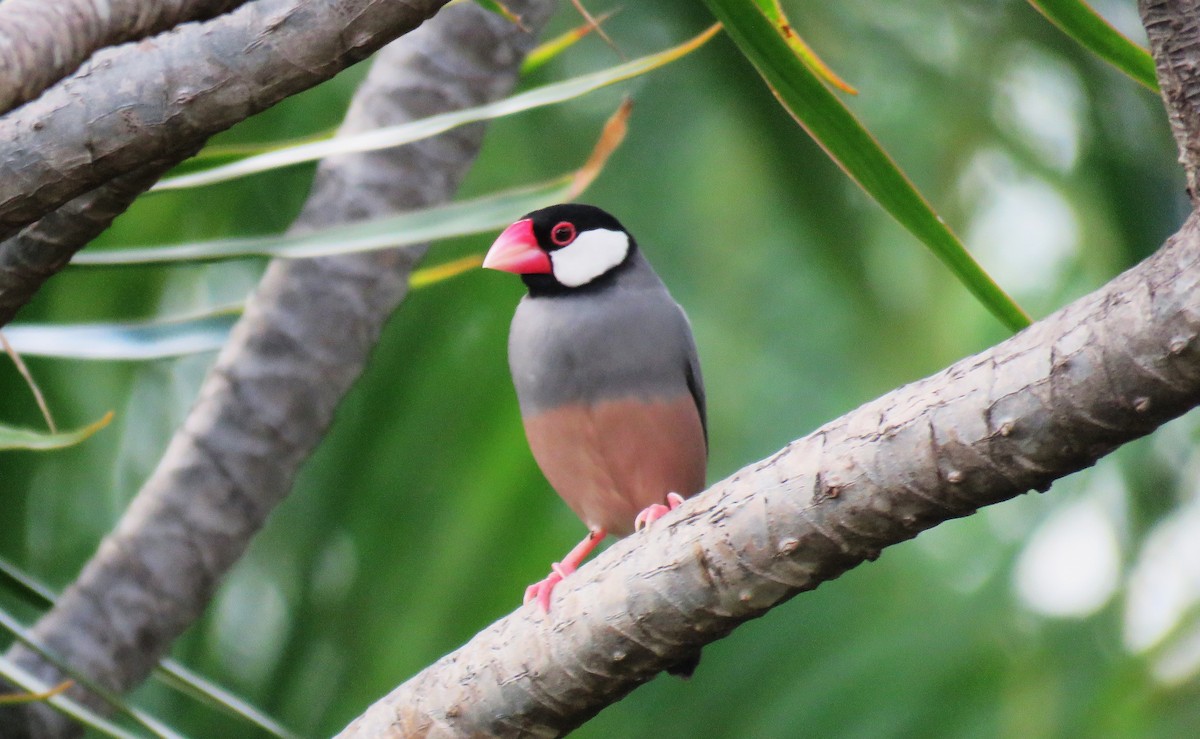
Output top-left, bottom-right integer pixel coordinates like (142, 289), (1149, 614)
(522, 396), (707, 537)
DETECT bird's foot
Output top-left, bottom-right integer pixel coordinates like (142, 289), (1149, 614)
(524, 528), (606, 612)
(524, 564), (570, 612)
(635, 492), (686, 532)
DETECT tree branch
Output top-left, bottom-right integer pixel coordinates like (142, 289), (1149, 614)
(0, 0), (250, 115)
(0, 154), (196, 328)
(0, 0), (456, 242)
(0, 1), (554, 736)
(1142, 0), (1200, 198)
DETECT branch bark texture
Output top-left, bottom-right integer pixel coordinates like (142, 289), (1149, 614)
(0, 1), (554, 736)
(1143, 0), (1200, 197)
(0, 0), (249, 115)
(0, 154), (197, 328)
(0, 0), (455, 242)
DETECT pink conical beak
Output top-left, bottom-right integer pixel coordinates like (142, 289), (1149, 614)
(483, 219), (552, 274)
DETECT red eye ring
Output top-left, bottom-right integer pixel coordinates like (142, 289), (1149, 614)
(550, 221), (576, 246)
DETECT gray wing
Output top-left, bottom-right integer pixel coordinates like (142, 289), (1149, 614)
(677, 302), (708, 448)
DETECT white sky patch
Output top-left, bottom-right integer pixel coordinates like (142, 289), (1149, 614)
(960, 149), (1084, 293)
(1152, 625), (1200, 685)
(1014, 496), (1121, 618)
(210, 561), (292, 686)
(1090, 0), (1149, 44)
(962, 150), (1080, 295)
(549, 228), (629, 287)
(1124, 503), (1200, 653)
(993, 48), (1086, 173)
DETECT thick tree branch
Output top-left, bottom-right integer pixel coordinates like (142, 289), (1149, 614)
(0, 154), (197, 328)
(0, 0), (456, 243)
(0, 0), (250, 115)
(337, 207), (1200, 739)
(0, 1), (554, 736)
(1143, 0), (1200, 197)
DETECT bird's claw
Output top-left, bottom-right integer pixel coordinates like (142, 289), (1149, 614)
(524, 570), (565, 612)
(635, 492), (686, 532)
(525, 561), (578, 612)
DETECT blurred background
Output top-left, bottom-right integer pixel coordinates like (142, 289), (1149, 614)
(4, 0), (1200, 735)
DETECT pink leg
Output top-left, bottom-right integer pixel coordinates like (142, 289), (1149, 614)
(634, 492), (685, 532)
(525, 527), (606, 612)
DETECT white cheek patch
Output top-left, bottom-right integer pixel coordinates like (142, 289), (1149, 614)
(549, 228), (630, 287)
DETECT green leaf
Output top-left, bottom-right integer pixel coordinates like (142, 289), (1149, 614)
(151, 25), (719, 191)
(521, 10), (618, 74)
(1028, 0), (1158, 91)
(2, 310), (240, 360)
(0, 678), (72, 705)
(26, 100), (634, 359)
(471, 0), (527, 29)
(0, 557), (295, 738)
(5, 256), (484, 360)
(751, 0), (857, 94)
(702, 0), (1031, 331)
(0, 411), (112, 451)
(0, 611), (182, 739)
(0, 668), (139, 739)
(170, 128), (339, 177)
(81, 176), (575, 266)
(152, 661), (297, 739)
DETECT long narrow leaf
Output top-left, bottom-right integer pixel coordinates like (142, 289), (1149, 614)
(168, 128), (339, 178)
(0, 653), (160, 739)
(83, 176), (576, 265)
(76, 100), (631, 268)
(35, 103), (629, 359)
(0, 678), (72, 705)
(1028, 0), (1158, 91)
(2, 311), (240, 360)
(150, 662), (296, 739)
(151, 25), (718, 191)
(703, 0), (1030, 331)
(0, 611), (182, 739)
(0, 412), (112, 451)
(752, 0), (857, 94)
(0, 557), (294, 738)
(522, 10), (618, 73)
(4, 257), (491, 360)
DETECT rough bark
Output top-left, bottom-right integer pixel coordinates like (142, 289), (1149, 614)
(0, 0), (250, 115)
(0, 0), (555, 736)
(0, 155), (195, 328)
(0, 0), (455, 243)
(1143, 0), (1200, 198)
(333, 2), (1200, 736)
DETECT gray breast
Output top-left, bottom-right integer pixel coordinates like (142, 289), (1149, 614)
(508, 255), (701, 418)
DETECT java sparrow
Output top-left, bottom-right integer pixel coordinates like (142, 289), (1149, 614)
(484, 203), (707, 611)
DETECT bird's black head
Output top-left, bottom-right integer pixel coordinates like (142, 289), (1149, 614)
(483, 203), (638, 295)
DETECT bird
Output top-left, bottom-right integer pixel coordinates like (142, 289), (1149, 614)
(483, 203), (707, 612)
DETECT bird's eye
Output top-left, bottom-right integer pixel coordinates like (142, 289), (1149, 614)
(550, 221), (576, 246)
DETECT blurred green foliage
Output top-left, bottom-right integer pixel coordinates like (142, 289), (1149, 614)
(3, 0), (1200, 736)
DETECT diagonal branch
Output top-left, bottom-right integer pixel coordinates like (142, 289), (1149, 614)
(0, 154), (197, 328)
(1142, 0), (1200, 198)
(0, 0), (456, 242)
(0, 0), (555, 736)
(0, 0), (251, 115)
